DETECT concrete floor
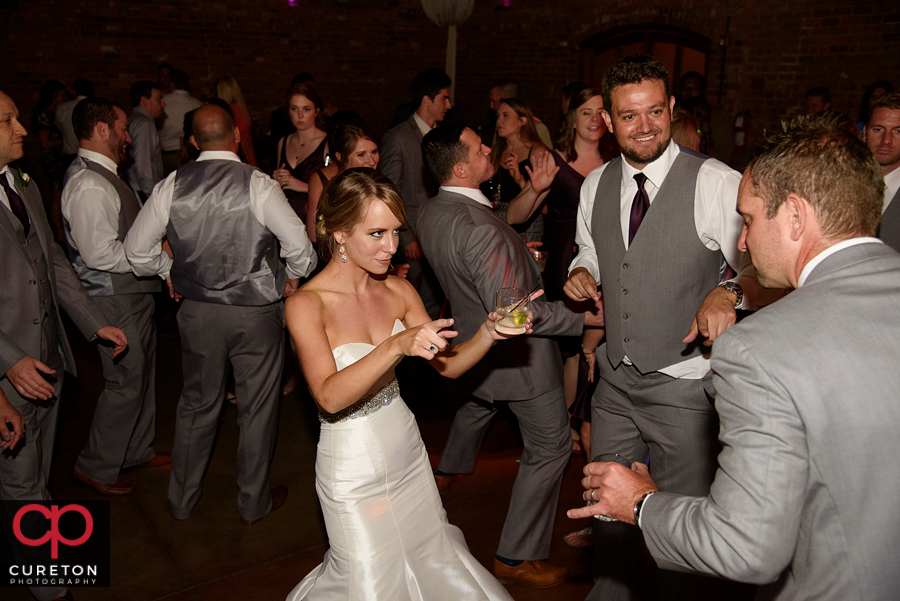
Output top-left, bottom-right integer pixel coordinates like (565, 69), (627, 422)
(5, 312), (597, 601)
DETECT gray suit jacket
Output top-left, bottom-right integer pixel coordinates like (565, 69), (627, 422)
(640, 241), (900, 600)
(380, 114), (433, 248)
(0, 169), (107, 378)
(418, 189), (583, 402)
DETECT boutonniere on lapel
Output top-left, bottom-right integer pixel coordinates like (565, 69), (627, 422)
(15, 167), (30, 189)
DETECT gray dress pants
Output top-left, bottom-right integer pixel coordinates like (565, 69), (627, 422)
(168, 300), (284, 522)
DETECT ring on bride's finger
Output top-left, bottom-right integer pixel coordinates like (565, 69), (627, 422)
(429, 345), (436, 352)
(590, 488), (596, 501)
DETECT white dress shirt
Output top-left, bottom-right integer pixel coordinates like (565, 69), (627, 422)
(569, 142), (748, 379)
(158, 90), (203, 152)
(882, 167), (900, 213)
(440, 185), (494, 208)
(413, 112), (432, 137)
(125, 150), (316, 280)
(127, 107), (165, 198)
(61, 148), (134, 274)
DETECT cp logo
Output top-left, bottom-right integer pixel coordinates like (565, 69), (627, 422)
(13, 504), (93, 559)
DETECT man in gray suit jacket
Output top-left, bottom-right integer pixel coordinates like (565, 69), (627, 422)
(0, 89), (126, 601)
(864, 92), (900, 251)
(380, 68), (451, 318)
(419, 124), (604, 588)
(571, 117), (900, 600)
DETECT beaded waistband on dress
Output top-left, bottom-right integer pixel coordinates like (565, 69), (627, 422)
(317, 378), (399, 424)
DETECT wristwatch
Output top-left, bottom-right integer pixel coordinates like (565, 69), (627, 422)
(633, 492), (655, 527)
(717, 280), (744, 309)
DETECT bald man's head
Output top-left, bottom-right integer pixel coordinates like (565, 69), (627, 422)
(191, 103), (238, 151)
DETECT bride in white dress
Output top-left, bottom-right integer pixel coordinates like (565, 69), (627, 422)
(285, 168), (528, 601)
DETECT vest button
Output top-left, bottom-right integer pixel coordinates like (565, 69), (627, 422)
(33, 318), (40, 325)
(623, 313), (628, 320)
(622, 289), (628, 295)
(623, 263), (629, 269)
(29, 280), (36, 285)
(624, 337), (630, 343)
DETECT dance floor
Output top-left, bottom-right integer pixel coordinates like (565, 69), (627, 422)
(4, 311), (596, 601)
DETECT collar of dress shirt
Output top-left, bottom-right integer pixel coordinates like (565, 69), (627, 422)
(77, 147), (119, 174)
(798, 237), (883, 287)
(197, 150), (241, 162)
(619, 140), (679, 196)
(413, 112), (432, 137)
(883, 166), (900, 212)
(440, 185), (493, 208)
(131, 106), (153, 121)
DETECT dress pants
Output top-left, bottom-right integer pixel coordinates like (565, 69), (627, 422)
(0, 316), (67, 601)
(586, 351), (719, 601)
(436, 387), (570, 560)
(74, 293), (157, 483)
(168, 300), (283, 522)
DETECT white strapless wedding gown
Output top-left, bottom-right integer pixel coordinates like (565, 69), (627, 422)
(286, 320), (513, 601)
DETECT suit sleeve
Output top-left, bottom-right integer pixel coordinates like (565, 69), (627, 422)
(640, 332), (808, 584)
(50, 237), (109, 340)
(463, 222), (582, 338)
(379, 129), (417, 247)
(128, 117), (159, 198)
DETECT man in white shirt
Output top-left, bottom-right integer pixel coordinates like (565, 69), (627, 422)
(126, 81), (166, 202)
(125, 103), (317, 525)
(380, 68), (451, 318)
(864, 92), (900, 251)
(62, 97), (165, 497)
(158, 69), (202, 175)
(563, 54), (760, 600)
(570, 116), (900, 601)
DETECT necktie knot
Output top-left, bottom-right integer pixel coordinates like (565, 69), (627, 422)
(634, 172), (648, 188)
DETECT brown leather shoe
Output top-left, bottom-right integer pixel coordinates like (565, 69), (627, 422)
(73, 471), (134, 496)
(135, 451), (171, 468)
(434, 473), (465, 493)
(493, 558), (569, 588)
(241, 485), (288, 525)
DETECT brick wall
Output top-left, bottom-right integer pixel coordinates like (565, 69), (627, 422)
(3, 0), (898, 179)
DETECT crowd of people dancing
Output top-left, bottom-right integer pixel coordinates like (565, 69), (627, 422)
(2, 52), (899, 601)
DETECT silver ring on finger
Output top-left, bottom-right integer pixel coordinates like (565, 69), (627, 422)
(590, 488), (595, 501)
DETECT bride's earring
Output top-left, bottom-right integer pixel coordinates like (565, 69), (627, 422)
(339, 243), (347, 263)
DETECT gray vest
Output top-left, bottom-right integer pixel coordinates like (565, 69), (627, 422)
(166, 160), (285, 306)
(63, 157), (159, 296)
(17, 210), (62, 370)
(879, 187), (900, 253)
(593, 147), (721, 373)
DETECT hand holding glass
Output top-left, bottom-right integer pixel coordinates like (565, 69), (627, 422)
(495, 287), (531, 335)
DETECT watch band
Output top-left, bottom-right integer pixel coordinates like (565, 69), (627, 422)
(633, 492), (655, 527)
(717, 280), (744, 309)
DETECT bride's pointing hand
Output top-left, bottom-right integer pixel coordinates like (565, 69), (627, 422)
(399, 318), (459, 359)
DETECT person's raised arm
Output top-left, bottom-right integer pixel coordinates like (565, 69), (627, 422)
(506, 150), (558, 225)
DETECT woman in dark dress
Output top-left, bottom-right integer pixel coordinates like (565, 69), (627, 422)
(481, 98), (549, 242)
(273, 83), (328, 220)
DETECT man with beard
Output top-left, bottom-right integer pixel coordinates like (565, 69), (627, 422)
(864, 92), (900, 251)
(564, 55), (760, 600)
(61, 97), (165, 497)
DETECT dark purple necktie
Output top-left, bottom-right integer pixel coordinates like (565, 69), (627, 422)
(628, 173), (649, 245)
(0, 172), (30, 236)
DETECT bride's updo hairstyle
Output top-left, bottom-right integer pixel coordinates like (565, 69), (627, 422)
(316, 167), (408, 260)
